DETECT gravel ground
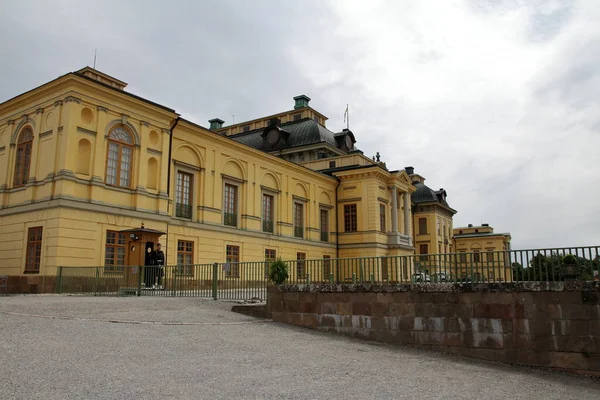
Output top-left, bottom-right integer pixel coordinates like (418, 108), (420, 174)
(1, 295), (600, 400)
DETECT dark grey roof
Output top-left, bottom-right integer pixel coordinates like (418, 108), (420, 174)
(412, 182), (456, 213)
(412, 182), (438, 203)
(454, 232), (511, 238)
(228, 118), (353, 153)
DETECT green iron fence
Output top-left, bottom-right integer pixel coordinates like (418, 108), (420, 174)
(56, 246), (600, 298)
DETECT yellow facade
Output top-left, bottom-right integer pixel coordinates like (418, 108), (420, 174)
(452, 224), (512, 281)
(406, 169), (456, 260)
(0, 67), (417, 281)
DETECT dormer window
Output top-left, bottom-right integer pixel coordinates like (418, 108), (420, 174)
(345, 135), (353, 150)
(266, 129), (279, 145)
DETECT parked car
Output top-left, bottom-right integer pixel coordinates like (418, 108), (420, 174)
(431, 272), (449, 283)
(412, 273), (431, 283)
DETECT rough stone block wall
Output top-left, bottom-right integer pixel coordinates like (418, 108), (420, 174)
(267, 282), (600, 375)
(5, 275), (56, 294)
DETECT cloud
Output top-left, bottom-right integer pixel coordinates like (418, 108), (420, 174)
(1, 0), (599, 250)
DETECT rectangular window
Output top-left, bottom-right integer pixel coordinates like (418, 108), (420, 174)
(487, 251), (494, 262)
(329, 161), (336, 168)
(344, 204), (357, 232)
(293, 113), (302, 121)
(418, 218), (427, 234)
(226, 245), (240, 277)
(323, 255), (331, 281)
(297, 252), (306, 279)
(224, 183), (237, 227)
(473, 250), (480, 263)
(294, 202), (304, 238)
(104, 230), (126, 272)
(419, 244), (428, 262)
(437, 217), (441, 235)
(443, 222), (447, 238)
(176, 240), (194, 276)
(314, 116), (319, 124)
(175, 171), (193, 219)
(25, 227), (43, 273)
(120, 146), (132, 187)
(459, 251), (467, 263)
(320, 209), (329, 242)
(14, 140), (32, 187)
(263, 194), (274, 233)
(380, 204), (386, 232)
(106, 142), (118, 185)
(264, 248), (277, 278)
(242, 125), (250, 133)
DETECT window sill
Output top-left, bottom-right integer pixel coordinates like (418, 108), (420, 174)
(23, 270), (40, 274)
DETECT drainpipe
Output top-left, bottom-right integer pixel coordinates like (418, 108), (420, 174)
(166, 117), (180, 202)
(165, 117), (180, 266)
(334, 177), (341, 259)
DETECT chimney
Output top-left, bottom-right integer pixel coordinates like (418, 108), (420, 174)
(208, 118), (224, 130)
(293, 95), (311, 109)
(268, 117), (281, 127)
(405, 166), (414, 175)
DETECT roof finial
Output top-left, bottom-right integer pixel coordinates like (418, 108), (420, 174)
(376, 152), (380, 162)
(141, 221), (145, 229)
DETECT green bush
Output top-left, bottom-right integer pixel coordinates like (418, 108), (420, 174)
(269, 258), (289, 285)
(562, 254), (577, 265)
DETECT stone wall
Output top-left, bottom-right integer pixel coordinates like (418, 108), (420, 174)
(267, 282), (600, 375)
(4, 275), (56, 294)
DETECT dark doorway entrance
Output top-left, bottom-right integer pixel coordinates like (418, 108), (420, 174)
(143, 241), (156, 288)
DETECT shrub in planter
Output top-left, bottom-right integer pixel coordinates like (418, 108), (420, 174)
(269, 258), (289, 285)
(560, 254), (579, 280)
(562, 254), (577, 265)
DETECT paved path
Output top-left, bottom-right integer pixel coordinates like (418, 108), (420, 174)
(1, 295), (599, 400)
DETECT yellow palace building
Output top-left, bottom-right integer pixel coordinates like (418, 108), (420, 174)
(0, 67), (439, 290)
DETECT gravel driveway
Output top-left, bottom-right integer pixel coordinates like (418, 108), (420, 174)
(1, 295), (599, 400)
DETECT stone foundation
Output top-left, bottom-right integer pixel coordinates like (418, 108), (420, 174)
(267, 282), (600, 375)
(3, 275), (56, 294)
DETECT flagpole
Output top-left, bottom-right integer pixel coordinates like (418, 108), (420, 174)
(344, 104), (349, 130)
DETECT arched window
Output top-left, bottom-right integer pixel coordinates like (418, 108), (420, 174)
(106, 126), (134, 187)
(13, 127), (33, 187)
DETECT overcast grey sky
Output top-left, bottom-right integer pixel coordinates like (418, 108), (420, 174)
(1, 0), (599, 250)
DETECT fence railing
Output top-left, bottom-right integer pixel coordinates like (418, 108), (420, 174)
(56, 246), (600, 298)
(320, 231), (329, 242)
(224, 213), (237, 227)
(175, 203), (193, 219)
(263, 220), (274, 233)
